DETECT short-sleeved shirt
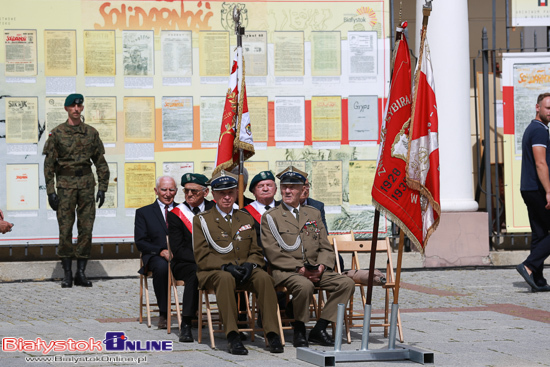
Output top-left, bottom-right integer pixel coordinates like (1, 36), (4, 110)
(521, 119), (550, 192)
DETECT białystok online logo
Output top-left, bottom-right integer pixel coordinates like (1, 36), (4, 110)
(2, 331), (173, 355)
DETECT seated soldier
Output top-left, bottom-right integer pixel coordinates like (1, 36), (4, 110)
(193, 170), (283, 355)
(168, 173), (214, 342)
(261, 166), (355, 347)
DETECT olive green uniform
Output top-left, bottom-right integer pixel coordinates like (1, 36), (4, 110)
(261, 204), (355, 323)
(43, 120), (109, 259)
(193, 207), (279, 336)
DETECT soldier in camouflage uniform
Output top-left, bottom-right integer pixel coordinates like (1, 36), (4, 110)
(42, 94), (110, 288)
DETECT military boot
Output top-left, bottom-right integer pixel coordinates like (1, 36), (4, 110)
(61, 258), (73, 288)
(74, 259), (92, 287)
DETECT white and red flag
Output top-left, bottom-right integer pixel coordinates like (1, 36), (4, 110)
(213, 46), (255, 175)
(372, 23), (427, 252)
(405, 33), (441, 251)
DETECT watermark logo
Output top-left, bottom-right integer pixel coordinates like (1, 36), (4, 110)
(103, 332), (172, 352)
(2, 332), (172, 355)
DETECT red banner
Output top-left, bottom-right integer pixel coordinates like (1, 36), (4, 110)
(406, 35), (441, 250)
(213, 46), (254, 175)
(371, 25), (425, 252)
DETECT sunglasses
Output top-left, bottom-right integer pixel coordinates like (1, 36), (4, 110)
(184, 188), (205, 195)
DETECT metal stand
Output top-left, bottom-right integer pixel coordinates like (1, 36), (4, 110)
(296, 304), (434, 366)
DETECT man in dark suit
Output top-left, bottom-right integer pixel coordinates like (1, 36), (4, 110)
(193, 170), (283, 355)
(135, 175), (178, 329)
(300, 179), (327, 229)
(300, 178), (344, 270)
(168, 173), (214, 342)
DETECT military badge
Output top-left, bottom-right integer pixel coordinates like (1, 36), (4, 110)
(238, 224), (252, 232)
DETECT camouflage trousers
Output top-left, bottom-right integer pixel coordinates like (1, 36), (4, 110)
(56, 187), (96, 259)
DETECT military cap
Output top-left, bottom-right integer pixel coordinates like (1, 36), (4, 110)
(249, 170), (275, 192)
(276, 165), (308, 184)
(64, 93), (84, 106)
(207, 170), (238, 190)
(181, 173), (208, 188)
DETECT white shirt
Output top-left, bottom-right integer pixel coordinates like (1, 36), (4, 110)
(251, 199), (277, 216)
(282, 202), (301, 219)
(216, 205), (233, 221)
(157, 199), (174, 221)
(185, 200), (205, 213)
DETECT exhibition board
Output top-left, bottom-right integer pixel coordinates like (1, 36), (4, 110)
(0, 0), (391, 244)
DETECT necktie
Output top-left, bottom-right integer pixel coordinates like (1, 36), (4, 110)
(293, 208), (299, 222)
(265, 205), (271, 210)
(164, 205), (169, 228)
(225, 214), (232, 223)
(192, 207), (200, 215)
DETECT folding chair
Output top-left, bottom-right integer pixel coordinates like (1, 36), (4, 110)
(333, 237), (404, 343)
(197, 288), (256, 349)
(166, 235), (185, 334)
(138, 254), (157, 328)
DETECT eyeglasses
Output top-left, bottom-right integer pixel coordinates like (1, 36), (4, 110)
(184, 188), (205, 195)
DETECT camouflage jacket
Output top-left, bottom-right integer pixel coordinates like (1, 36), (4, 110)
(42, 120), (109, 195)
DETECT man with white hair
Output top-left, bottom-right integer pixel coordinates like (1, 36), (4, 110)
(168, 173), (214, 342)
(135, 176), (178, 329)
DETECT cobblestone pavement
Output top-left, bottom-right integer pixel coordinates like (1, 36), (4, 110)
(1, 268), (549, 366)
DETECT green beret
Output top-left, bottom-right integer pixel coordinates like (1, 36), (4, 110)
(249, 171), (275, 193)
(181, 173), (208, 187)
(64, 93), (84, 107)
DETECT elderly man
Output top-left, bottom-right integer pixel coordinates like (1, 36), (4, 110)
(193, 170), (283, 355)
(261, 166), (355, 347)
(43, 93), (110, 288)
(168, 173), (214, 342)
(242, 170), (278, 248)
(135, 176), (178, 329)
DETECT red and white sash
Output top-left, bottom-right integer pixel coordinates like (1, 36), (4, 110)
(244, 204), (261, 224)
(171, 204), (195, 233)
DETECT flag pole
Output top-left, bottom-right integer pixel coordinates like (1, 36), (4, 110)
(233, 7), (245, 209)
(408, 1), (431, 160)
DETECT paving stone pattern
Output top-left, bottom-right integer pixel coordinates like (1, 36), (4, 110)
(1, 268), (549, 366)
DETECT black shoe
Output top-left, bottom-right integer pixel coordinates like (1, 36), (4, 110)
(293, 329), (308, 348)
(61, 259), (73, 288)
(267, 332), (284, 353)
(532, 284), (550, 292)
(157, 315), (167, 330)
(227, 333), (248, 355)
(516, 264), (538, 290)
(74, 259), (92, 287)
(179, 324), (193, 343)
(308, 328), (334, 346)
